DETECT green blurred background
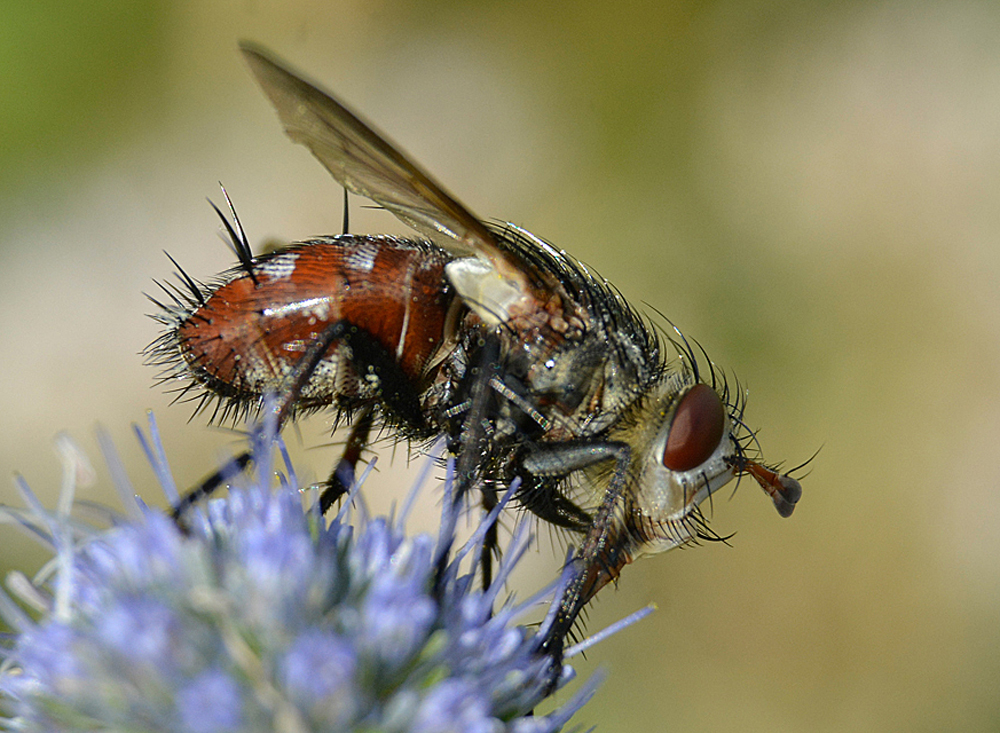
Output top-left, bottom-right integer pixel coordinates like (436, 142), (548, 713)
(2, 0), (998, 730)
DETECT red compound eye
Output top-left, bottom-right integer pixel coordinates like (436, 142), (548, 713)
(663, 383), (726, 472)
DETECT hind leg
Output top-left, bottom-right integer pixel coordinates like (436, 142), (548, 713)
(317, 407), (375, 513)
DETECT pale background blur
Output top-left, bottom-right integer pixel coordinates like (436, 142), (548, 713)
(2, 1), (998, 730)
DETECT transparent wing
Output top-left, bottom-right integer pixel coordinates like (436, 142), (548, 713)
(240, 43), (528, 291)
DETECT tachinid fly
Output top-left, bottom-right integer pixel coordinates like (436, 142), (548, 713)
(147, 43), (803, 663)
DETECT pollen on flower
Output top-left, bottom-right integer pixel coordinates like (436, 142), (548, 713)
(0, 418), (606, 732)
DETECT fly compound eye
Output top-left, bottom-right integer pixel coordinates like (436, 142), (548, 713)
(663, 383), (726, 472)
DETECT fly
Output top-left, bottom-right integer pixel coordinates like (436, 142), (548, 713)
(147, 43), (803, 669)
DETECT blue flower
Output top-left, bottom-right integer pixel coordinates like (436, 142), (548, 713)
(0, 418), (608, 732)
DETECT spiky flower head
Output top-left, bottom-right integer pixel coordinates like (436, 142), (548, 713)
(0, 416), (608, 732)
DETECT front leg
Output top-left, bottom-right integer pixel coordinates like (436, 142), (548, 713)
(516, 442), (620, 532)
(522, 441), (634, 661)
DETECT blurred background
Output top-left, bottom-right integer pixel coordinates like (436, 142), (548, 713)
(2, 0), (998, 729)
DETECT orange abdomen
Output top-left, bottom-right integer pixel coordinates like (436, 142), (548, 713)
(175, 235), (454, 406)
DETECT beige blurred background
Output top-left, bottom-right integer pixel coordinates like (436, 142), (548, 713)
(2, 0), (999, 730)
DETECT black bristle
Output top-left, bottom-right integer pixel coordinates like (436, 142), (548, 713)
(342, 187), (350, 235)
(209, 184), (257, 285)
(162, 251), (206, 307)
(144, 293), (174, 312)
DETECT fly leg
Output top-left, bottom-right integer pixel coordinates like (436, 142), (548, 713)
(443, 331), (502, 586)
(480, 488), (499, 590)
(512, 471), (592, 533)
(520, 441), (633, 673)
(453, 333), (499, 495)
(316, 406), (374, 514)
(171, 320), (358, 523)
(169, 451), (254, 523)
(311, 319), (436, 512)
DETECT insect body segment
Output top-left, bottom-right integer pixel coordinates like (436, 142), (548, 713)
(149, 44), (802, 669)
(171, 236), (454, 427)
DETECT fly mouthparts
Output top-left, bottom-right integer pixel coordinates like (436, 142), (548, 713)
(743, 460), (802, 518)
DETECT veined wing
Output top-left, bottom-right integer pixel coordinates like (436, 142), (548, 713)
(240, 43), (529, 298)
